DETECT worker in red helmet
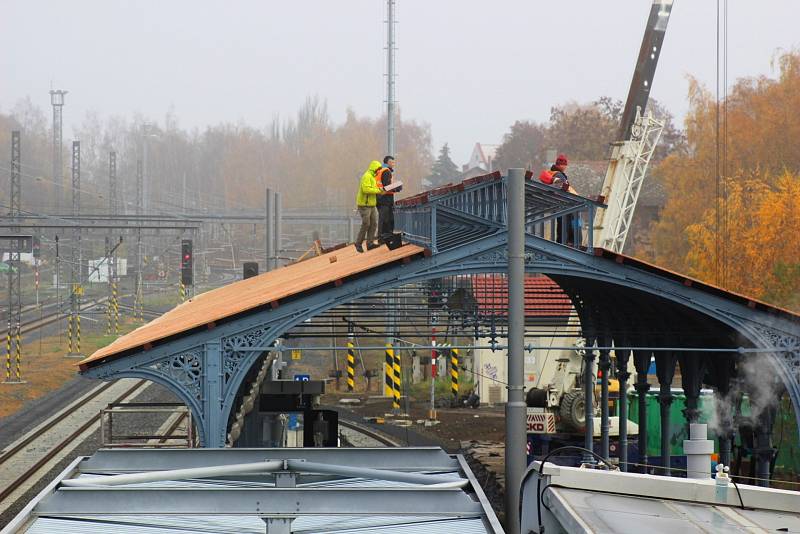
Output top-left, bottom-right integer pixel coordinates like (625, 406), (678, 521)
(547, 154), (581, 246)
(550, 154), (571, 192)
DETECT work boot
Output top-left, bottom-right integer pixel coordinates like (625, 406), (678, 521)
(366, 242), (380, 251)
(354, 243), (364, 253)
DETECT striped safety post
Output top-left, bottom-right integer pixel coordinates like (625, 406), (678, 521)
(384, 343), (394, 398)
(67, 313), (73, 354)
(76, 313), (81, 354)
(5, 320), (11, 381)
(112, 280), (120, 335)
(14, 323), (21, 380)
(391, 344), (401, 410)
(450, 348), (459, 398)
(179, 280), (186, 303)
(106, 294), (113, 335)
(346, 341), (356, 392)
(135, 286), (144, 321)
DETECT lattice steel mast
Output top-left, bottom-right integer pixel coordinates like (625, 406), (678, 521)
(49, 90), (66, 212)
(385, 0), (396, 156)
(67, 141), (82, 357)
(5, 131), (23, 382)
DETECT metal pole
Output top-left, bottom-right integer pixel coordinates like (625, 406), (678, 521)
(634, 351), (651, 472)
(5, 131), (22, 382)
(265, 187), (273, 271)
(109, 151), (117, 214)
(273, 191), (282, 269)
(599, 345), (611, 460)
(617, 349), (631, 472)
(69, 141), (81, 357)
(386, 0), (396, 156)
(583, 345), (596, 461)
(429, 321), (437, 419)
(135, 158), (144, 321)
(142, 125), (149, 213)
(505, 168), (525, 534)
(50, 90), (66, 212)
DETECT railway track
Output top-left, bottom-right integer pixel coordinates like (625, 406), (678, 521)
(0, 295), (112, 339)
(338, 418), (401, 447)
(0, 378), (151, 511)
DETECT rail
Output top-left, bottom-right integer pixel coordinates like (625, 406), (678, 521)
(100, 402), (193, 448)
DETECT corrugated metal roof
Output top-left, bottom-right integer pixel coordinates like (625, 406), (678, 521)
(79, 243), (426, 369)
(26, 515), (490, 534)
(9, 448), (502, 534)
(548, 486), (800, 533)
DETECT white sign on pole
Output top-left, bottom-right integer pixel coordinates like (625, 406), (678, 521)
(88, 259), (110, 283)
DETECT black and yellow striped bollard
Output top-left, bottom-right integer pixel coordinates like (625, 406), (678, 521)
(5, 321), (11, 381)
(67, 313), (73, 354)
(14, 323), (21, 380)
(106, 295), (113, 335)
(112, 280), (120, 335)
(391, 344), (401, 411)
(384, 343), (394, 398)
(346, 341), (356, 392)
(75, 312), (81, 354)
(450, 348), (459, 398)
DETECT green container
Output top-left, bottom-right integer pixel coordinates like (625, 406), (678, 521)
(626, 391), (799, 476)
(627, 391), (715, 457)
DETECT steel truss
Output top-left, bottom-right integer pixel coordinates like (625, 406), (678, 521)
(81, 175), (800, 455)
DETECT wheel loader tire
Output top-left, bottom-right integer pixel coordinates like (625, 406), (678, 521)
(560, 390), (589, 432)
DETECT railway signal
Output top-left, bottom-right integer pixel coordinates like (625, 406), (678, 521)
(180, 239), (193, 287)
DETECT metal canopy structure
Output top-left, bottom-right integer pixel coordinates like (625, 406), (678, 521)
(78, 172), (800, 464)
(4, 447), (503, 534)
(522, 460), (800, 533)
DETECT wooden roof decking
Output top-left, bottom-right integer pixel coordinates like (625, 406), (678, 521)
(80, 243), (427, 369)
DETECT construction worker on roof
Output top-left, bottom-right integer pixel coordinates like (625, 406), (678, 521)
(540, 154), (581, 246)
(354, 160), (390, 253)
(376, 155), (402, 245)
(539, 153), (575, 194)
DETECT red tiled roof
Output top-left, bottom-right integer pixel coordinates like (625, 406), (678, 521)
(470, 274), (572, 317)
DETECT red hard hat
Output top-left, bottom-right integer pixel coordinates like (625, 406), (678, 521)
(556, 154), (568, 165)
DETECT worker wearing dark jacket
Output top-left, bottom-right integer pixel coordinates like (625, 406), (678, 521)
(376, 155), (401, 243)
(549, 154), (571, 192)
(548, 154), (580, 246)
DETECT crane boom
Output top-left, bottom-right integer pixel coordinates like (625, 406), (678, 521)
(593, 0), (674, 252)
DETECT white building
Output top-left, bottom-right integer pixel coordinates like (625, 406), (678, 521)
(466, 143), (499, 172)
(469, 274), (578, 405)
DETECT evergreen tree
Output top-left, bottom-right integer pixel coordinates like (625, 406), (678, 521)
(426, 143), (459, 187)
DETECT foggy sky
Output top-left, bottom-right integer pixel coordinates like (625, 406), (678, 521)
(2, 0), (799, 164)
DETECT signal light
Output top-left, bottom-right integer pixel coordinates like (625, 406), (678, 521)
(181, 239), (193, 286)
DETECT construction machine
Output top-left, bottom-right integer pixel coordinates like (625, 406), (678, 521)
(525, 0), (674, 446)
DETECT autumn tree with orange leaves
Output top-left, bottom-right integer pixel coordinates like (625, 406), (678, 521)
(644, 51), (800, 311)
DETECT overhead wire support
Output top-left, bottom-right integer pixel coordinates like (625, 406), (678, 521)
(50, 89), (66, 212)
(67, 141), (82, 357)
(4, 131), (23, 384)
(385, 0), (397, 156)
(135, 158), (144, 322)
(108, 151), (121, 333)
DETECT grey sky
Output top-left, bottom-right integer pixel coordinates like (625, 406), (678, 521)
(2, 0), (798, 164)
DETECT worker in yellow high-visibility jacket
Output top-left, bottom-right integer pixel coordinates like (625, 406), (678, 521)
(354, 160), (390, 253)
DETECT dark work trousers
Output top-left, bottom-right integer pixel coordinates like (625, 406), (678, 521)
(377, 203), (395, 243)
(556, 214), (576, 246)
